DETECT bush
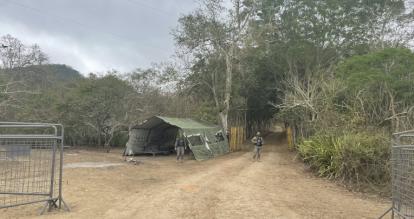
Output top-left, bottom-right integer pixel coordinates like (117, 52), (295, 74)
(110, 131), (129, 147)
(298, 131), (390, 193)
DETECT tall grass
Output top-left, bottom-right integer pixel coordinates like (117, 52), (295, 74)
(298, 131), (390, 194)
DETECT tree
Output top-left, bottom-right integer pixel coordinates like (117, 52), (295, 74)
(338, 48), (414, 131)
(64, 74), (136, 149)
(174, 0), (255, 131)
(0, 34), (48, 69)
(250, 0), (414, 132)
(0, 73), (31, 119)
(124, 65), (185, 122)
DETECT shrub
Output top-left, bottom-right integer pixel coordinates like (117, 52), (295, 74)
(298, 131), (390, 193)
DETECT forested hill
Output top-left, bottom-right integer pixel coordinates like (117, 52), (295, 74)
(1, 64), (82, 87)
(0, 64), (83, 129)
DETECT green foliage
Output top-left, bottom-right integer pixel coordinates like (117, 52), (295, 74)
(110, 131), (129, 147)
(275, 48), (414, 195)
(61, 74), (135, 147)
(298, 131), (390, 193)
(338, 48), (414, 102)
(0, 64), (81, 121)
(337, 48), (414, 129)
(192, 101), (218, 124)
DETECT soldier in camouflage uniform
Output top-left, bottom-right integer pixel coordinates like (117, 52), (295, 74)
(175, 133), (186, 162)
(251, 132), (264, 161)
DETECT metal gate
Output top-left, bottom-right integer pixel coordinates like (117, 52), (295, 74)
(380, 130), (414, 219)
(0, 122), (69, 214)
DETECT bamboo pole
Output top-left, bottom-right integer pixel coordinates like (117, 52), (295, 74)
(287, 126), (293, 150)
(231, 127), (236, 152)
(238, 126), (242, 150)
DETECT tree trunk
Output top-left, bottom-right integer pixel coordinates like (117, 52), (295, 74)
(219, 111), (228, 132)
(220, 50), (233, 132)
(104, 133), (113, 153)
(97, 126), (102, 147)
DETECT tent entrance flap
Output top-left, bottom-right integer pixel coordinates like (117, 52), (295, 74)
(125, 116), (229, 160)
(146, 125), (179, 153)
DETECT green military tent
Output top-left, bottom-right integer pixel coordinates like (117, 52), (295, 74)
(124, 116), (229, 161)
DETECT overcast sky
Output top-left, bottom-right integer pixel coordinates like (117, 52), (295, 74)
(0, 0), (199, 74)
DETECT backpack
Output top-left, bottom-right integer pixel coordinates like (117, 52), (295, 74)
(256, 137), (263, 146)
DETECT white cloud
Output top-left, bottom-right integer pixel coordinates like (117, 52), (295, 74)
(0, 19), (151, 73)
(0, 0), (200, 74)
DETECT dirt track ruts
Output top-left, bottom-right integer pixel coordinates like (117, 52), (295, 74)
(1, 132), (389, 219)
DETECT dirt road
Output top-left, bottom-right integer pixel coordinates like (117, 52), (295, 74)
(2, 132), (389, 219)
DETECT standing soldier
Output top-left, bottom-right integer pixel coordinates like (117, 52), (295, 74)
(251, 132), (264, 161)
(175, 133), (186, 162)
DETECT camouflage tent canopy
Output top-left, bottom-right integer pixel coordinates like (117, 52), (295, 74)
(125, 116), (229, 161)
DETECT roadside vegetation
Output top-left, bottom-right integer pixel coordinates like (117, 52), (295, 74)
(291, 48), (414, 194)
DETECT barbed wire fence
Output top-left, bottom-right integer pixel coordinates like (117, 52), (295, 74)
(0, 122), (69, 214)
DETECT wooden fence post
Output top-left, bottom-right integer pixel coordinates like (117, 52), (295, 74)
(287, 126), (294, 150)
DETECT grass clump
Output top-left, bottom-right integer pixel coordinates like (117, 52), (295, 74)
(298, 131), (390, 194)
